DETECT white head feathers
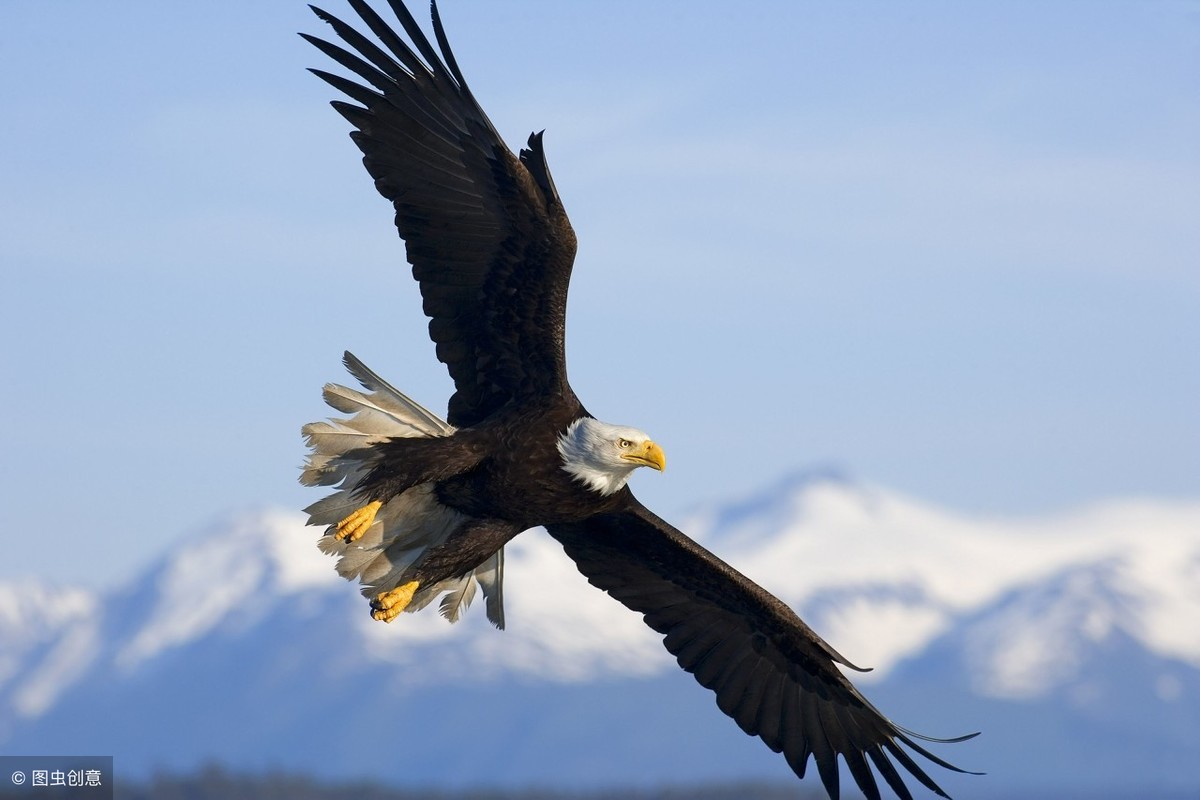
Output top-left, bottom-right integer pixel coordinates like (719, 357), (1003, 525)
(557, 417), (665, 496)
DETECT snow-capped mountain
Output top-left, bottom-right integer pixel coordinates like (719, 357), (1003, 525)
(2, 473), (1197, 797)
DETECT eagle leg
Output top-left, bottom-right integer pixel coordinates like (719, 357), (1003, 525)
(334, 500), (383, 543)
(370, 581), (421, 623)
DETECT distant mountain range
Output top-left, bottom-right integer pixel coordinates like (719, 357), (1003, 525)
(2, 472), (1197, 798)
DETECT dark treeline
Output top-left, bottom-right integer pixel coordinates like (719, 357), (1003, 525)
(112, 766), (814, 800)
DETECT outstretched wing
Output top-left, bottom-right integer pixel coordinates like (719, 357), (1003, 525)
(547, 499), (978, 800)
(304, 0), (578, 427)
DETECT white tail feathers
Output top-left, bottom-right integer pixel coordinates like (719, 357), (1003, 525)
(300, 352), (505, 628)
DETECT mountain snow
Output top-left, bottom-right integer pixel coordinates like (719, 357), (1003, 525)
(685, 473), (1200, 692)
(1, 473), (1197, 794)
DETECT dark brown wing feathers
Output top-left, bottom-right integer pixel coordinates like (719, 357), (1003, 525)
(306, 2), (577, 427)
(547, 500), (978, 800)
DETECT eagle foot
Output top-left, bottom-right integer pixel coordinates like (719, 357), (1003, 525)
(370, 581), (421, 623)
(334, 500), (382, 543)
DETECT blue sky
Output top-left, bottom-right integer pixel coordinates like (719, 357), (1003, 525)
(2, 1), (1197, 587)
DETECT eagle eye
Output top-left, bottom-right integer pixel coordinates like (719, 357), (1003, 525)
(618, 438), (631, 448)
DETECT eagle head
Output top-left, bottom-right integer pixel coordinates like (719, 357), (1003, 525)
(557, 417), (666, 496)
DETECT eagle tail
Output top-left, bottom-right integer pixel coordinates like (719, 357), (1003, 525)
(300, 352), (505, 628)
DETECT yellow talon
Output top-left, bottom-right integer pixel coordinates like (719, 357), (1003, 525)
(334, 500), (382, 543)
(370, 581), (420, 623)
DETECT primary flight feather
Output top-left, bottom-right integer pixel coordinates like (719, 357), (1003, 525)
(299, 3), (977, 798)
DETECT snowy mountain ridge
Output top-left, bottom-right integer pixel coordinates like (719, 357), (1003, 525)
(683, 473), (1200, 693)
(1, 474), (1197, 795)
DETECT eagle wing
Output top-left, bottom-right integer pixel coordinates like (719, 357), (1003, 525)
(305, 0), (578, 427)
(547, 499), (977, 800)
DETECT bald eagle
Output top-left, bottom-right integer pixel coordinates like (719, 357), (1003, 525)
(299, 2), (976, 798)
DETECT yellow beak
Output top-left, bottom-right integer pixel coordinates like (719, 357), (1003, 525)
(621, 440), (666, 472)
